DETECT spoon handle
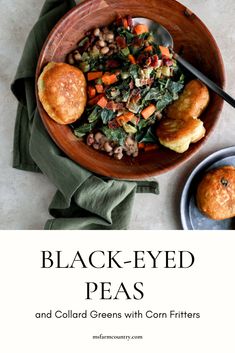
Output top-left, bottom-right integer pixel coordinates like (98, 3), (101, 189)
(173, 52), (235, 108)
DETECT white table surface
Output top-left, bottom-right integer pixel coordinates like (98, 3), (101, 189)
(0, 0), (235, 230)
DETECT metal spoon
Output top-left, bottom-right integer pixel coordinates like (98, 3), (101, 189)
(133, 17), (235, 108)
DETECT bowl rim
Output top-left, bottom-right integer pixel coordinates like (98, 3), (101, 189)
(35, 0), (226, 179)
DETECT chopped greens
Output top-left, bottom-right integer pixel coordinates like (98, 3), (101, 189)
(136, 126), (158, 144)
(156, 91), (175, 111)
(78, 36), (89, 47)
(100, 109), (116, 124)
(121, 47), (130, 56)
(101, 126), (127, 146)
(144, 87), (160, 101)
(129, 64), (140, 79)
(117, 27), (135, 43)
(67, 15), (186, 159)
(87, 106), (101, 123)
(74, 121), (97, 138)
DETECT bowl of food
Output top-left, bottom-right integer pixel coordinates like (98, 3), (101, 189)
(36, 0), (225, 179)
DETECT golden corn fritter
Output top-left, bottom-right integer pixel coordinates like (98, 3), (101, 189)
(38, 62), (87, 125)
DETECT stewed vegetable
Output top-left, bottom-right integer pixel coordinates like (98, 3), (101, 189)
(67, 15), (185, 159)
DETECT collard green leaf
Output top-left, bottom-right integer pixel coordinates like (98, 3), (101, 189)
(158, 78), (168, 91)
(137, 32), (149, 40)
(101, 126), (127, 145)
(87, 106), (101, 123)
(137, 118), (152, 132)
(78, 36), (89, 47)
(144, 87), (160, 101)
(167, 80), (184, 95)
(156, 91), (173, 111)
(100, 109), (116, 124)
(121, 47), (130, 56)
(106, 79), (131, 102)
(136, 126), (157, 143)
(136, 126), (158, 143)
(121, 89), (131, 102)
(117, 27), (135, 43)
(129, 64), (140, 79)
(74, 121), (97, 138)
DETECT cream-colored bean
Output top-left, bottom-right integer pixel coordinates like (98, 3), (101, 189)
(114, 146), (123, 154)
(107, 49), (114, 56)
(100, 46), (109, 55)
(125, 136), (135, 146)
(93, 28), (100, 36)
(104, 141), (113, 153)
(105, 33), (114, 42)
(97, 40), (106, 47)
(133, 150), (139, 158)
(73, 51), (82, 61)
(94, 132), (104, 143)
(114, 153), (123, 160)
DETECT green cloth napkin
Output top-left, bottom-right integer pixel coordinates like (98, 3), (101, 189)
(11, 0), (159, 230)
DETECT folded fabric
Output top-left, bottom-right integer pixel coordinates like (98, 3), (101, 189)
(11, 0), (159, 230)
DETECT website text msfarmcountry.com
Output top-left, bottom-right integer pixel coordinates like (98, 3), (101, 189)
(93, 334), (143, 341)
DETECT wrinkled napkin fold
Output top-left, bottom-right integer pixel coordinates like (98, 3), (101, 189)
(11, 0), (159, 230)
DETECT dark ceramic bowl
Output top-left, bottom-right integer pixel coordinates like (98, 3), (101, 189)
(36, 0), (225, 179)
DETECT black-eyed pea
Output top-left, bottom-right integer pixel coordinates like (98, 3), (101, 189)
(133, 150), (138, 157)
(86, 133), (94, 146)
(101, 46), (109, 55)
(92, 143), (100, 150)
(97, 40), (106, 48)
(107, 49), (114, 56)
(106, 33), (114, 42)
(114, 146), (123, 154)
(94, 132), (104, 143)
(93, 28), (100, 36)
(73, 50), (82, 61)
(114, 152), (123, 160)
(104, 141), (113, 153)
